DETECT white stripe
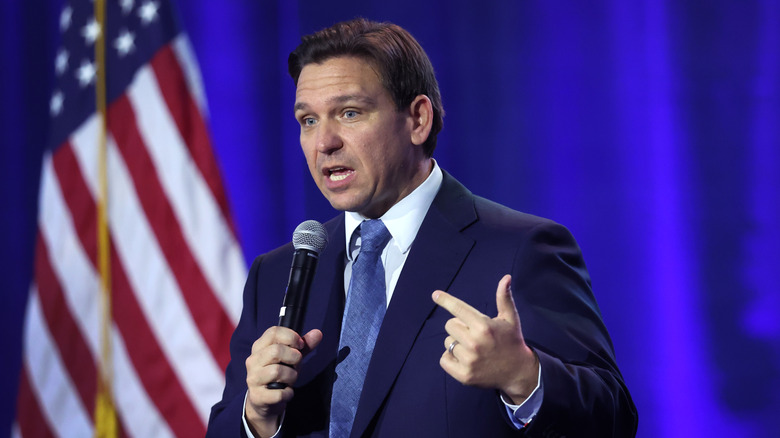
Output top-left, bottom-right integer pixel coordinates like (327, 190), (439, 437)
(23, 287), (93, 438)
(38, 146), (172, 435)
(172, 34), (208, 116)
(11, 422), (21, 438)
(127, 64), (245, 324)
(68, 115), (100, 200)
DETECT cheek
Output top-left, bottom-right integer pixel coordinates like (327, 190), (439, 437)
(300, 146), (319, 177)
(299, 136), (314, 161)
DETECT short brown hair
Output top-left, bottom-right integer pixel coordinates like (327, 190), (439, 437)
(288, 19), (444, 157)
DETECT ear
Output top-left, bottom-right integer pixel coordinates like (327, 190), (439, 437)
(408, 95), (434, 146)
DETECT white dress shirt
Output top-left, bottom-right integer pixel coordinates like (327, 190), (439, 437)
(342, 160), (443, 304)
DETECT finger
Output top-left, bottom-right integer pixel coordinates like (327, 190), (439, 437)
(246, 344), (301, 374)
(442, 332), (477, 363)
(247, 381), (294, 411)
(252, 326), (304, 354)
(443, 335), (457, 352)
(443, 318), (470, 344)
(269, 343), (305, 368)
(495, 274), (520, 325)
(439, 349), (466, 382)
(247, 361), (298, 388)
(246, 364), (296, 411)
(432, 290), (487, 325)
(261, 362), (299, 387)
(253, 344), (303, 391)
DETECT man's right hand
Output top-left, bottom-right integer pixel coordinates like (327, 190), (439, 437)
(244, 326), (323, 437)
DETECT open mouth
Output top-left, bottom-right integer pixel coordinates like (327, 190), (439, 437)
(326, 167), (354, 181)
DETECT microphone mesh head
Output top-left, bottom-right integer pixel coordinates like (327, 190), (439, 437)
(292, 220), (328, 254)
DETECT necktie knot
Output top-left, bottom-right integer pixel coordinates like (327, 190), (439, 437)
(358, 219), (391, 254)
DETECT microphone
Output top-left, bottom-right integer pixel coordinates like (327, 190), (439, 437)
(267, 220), (328, 390)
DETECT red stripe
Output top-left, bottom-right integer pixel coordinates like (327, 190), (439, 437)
(51, 141), (205, 437)
(16, 365), (56, 438)
(52, 142), (97, 263)
(107, 94), (233, 370)
(33, 231), (97, 418)
(150, 43), (239, 239)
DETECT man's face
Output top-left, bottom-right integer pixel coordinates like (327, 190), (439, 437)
(294, 56), (428, 218)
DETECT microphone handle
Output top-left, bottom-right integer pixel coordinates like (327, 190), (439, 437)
(278, 249), (318, 333)
(268, 249), (319, 390)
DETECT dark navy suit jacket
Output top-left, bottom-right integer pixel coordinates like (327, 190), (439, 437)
(207, 172), (638, 437)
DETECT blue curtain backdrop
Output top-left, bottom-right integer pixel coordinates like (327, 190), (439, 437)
(2, 1), (778, 437)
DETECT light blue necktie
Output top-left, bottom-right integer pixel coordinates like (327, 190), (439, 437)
(329, 219), (392, 437)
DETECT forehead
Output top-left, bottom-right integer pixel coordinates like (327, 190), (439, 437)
(294, 57), (387, 109)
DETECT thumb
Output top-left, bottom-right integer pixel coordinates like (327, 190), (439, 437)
(301, 329), (323, 356)
(495, 274), (519, 324)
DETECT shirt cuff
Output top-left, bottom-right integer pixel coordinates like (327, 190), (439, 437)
(500, 362), (544, 428)
(242, 390), (284, 438)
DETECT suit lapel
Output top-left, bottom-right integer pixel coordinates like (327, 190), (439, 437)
(350, 172), (478, 437)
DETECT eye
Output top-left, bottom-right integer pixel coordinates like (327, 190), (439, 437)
(343, 110), (358, 119)
(302, 117), (317, 127)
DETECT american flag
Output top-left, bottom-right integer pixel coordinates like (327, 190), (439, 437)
(14, 0), (246, 436)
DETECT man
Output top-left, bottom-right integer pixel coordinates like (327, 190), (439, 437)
(207, 18), (637, 437)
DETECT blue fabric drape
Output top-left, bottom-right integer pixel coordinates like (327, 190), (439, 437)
(2, 1), (778, 437)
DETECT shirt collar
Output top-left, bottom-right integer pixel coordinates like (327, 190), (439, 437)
(345, 160), (443, 259)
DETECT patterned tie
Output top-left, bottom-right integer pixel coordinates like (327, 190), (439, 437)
(329, 219), (392, 437)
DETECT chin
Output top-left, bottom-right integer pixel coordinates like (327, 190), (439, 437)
(325, 197), (362, 213)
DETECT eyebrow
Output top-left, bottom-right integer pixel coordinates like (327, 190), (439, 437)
(294, 94), (378, 112)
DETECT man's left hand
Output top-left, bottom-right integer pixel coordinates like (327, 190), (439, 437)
(432, 274), (540, 404)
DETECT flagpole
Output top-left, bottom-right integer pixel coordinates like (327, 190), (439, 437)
(94, 0), (117, 436)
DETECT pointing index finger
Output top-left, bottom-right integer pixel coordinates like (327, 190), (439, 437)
(432, 290), (486, 325)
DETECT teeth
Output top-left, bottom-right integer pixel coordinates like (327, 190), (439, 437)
(330, 173), (348, 181)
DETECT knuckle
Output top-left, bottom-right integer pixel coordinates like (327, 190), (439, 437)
(473, 323), (491, 339)
(445, 318), (461, 332)
(251, 337), (264, 354)
(290, 348), (303, 365)
(268, 364), (285, 382)
(269, 344), (285, 363)
(460, 337), (476, 352)
(263, 326), (280, 341)
(460, 368), (478, 386)
(459, 353), (475, 368)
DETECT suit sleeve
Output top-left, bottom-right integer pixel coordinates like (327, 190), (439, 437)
(206, 256), (264, 438)
(510, 221), (638, 437)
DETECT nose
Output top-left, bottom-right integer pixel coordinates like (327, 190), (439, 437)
(315, 121), (343, 154)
